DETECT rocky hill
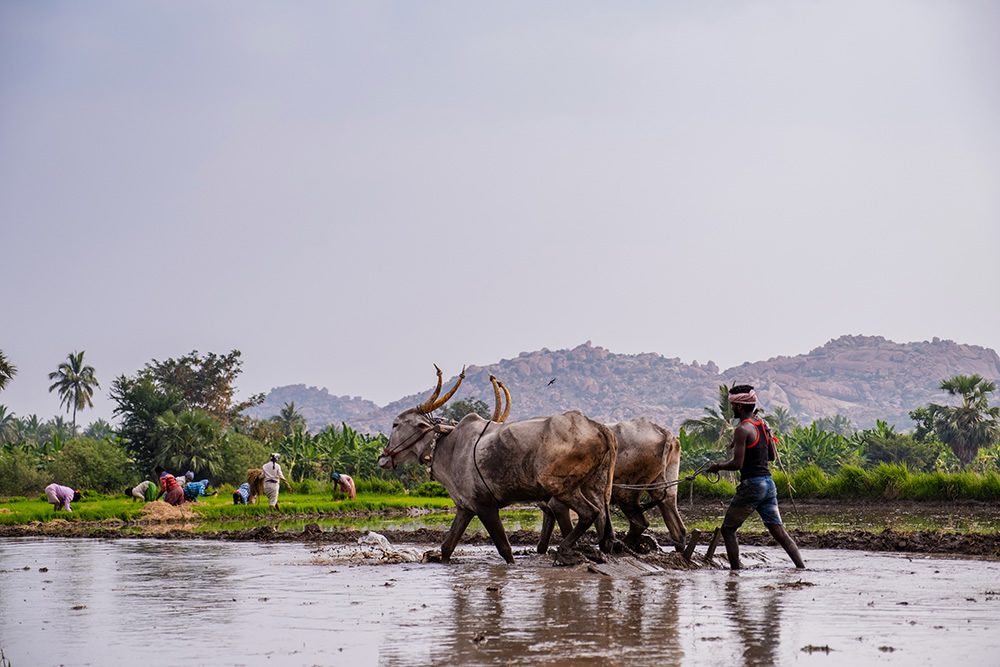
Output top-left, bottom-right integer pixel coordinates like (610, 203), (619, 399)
(244, 384), (379, 428)
(251, 336), (1000, 436)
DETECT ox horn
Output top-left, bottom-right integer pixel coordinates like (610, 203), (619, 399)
(420, 365), (466, 413)
(417, 364), (445, 413)
(490, 375), (502, 421)
(498, 380), (511, 423)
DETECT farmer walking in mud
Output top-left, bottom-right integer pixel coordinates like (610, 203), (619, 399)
(261, 453), (292, 511)
(707, 385), (805, 570)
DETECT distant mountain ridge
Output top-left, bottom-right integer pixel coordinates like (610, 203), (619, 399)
(245, 336), (1000, 435)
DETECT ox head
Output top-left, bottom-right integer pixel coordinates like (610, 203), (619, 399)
(378, 366), (512, 469)
(378, 365), (465, 469)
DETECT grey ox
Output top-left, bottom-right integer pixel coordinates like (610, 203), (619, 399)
(378, 367), (618, 564)
(538, 417), (687, 553)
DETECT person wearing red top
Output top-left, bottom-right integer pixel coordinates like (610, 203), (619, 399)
(707, 384), (804, 570)
(154, 466), (186, 506)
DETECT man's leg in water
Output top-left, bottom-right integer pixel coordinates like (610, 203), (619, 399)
(765, 522), (805, 568)
(721, 505), (753, 570)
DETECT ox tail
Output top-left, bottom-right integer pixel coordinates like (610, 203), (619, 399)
(595, 421), (618, 546)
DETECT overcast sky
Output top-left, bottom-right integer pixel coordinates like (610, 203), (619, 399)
(2, 1), (998, 427)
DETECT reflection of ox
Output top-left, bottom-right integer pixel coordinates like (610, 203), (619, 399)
(377, 367), (617, 564)
(538, 417), (686, 552)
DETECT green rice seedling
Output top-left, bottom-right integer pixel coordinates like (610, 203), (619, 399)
(790, 465), (828, 498)
(900, 471), (955, 500)
(975, 471), (1000, 500)
(870, 463), (909, 499)
(356, 478), (407, 495)
(826, 465), (877, 499)
(411, 481), (449, 498)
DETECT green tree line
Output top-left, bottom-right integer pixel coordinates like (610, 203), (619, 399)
(2, 346), (998, 499)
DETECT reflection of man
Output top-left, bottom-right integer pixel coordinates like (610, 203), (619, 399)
(707, 385), (804, 570)
(724, 578), (780, 664)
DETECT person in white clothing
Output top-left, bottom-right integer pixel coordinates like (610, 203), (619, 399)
(261, 453), (292, 510)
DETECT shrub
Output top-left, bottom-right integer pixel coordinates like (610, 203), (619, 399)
(216, 433), (269, 486)
(0, 451), (47, 497)
(47, 438), (137, 493)
(412, 481), (449, 498)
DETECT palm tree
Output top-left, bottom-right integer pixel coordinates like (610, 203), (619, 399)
(83, 418), (113, 440)
(765, 406), (800, 435)
(271, 401), (307, 437)
(813, 414), (855, 437)
(0, 405), (18, 444)
(681, 385), (736, 447)
(48, 350), (100, 436)
(0, 350), (16, 392)
(928, 374), (1000, 466)
(154, 409), (223, 477)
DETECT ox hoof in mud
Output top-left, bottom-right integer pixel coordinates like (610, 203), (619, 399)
(554, 544), (607, 567)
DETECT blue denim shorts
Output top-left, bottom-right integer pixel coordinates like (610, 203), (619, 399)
(722, 475), (782, 527)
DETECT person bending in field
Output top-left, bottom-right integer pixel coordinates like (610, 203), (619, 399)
(130, 480), (157, 503)
(233, 482), (251, 505)
(331, 472), (356, 501)
(154, 466), (186, 506)
(45, 483), (81, 512)
(706, 385), (805, 570)
(183, 479), (217, 502)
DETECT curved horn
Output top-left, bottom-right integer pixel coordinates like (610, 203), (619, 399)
(429, 365), (466, 412)
(417, 364), (445, 413)
(498, 380), (511, 423)
(490, 375), (502, 421)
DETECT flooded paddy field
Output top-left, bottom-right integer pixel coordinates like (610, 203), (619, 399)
(1, 533), (999, 666)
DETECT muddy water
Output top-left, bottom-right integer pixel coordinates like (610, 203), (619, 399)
(1, 537), (997, 666)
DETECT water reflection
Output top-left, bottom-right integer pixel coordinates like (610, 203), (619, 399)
(723, 577), (780, 666)
(2, 539), (999, 666)
(416, 561), (685, 665)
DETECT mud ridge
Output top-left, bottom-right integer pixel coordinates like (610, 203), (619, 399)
(1, 522), (998, 557)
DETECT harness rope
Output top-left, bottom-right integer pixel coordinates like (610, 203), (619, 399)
(471, 420), (501, 507)
(613, 458), (720, 513)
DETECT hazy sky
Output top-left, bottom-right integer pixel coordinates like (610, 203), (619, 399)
(2, 1), (998, 427)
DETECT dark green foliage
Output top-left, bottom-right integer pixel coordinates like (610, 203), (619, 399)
(412, 481), (449, 498)
(438, 397), (491, 422)
(925, 374), (1000, 466)
(47, 437), (137, 493)
(144, 350), (264, 426)
(864, 430), (941, 472)
(111, 374), (184, 472)
(153, 409), (223, 478)
(215, 433), (269, 486)
(0, 450), (47, 496)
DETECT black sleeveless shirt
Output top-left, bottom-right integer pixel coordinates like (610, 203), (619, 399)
(739, 419), (772, 480)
